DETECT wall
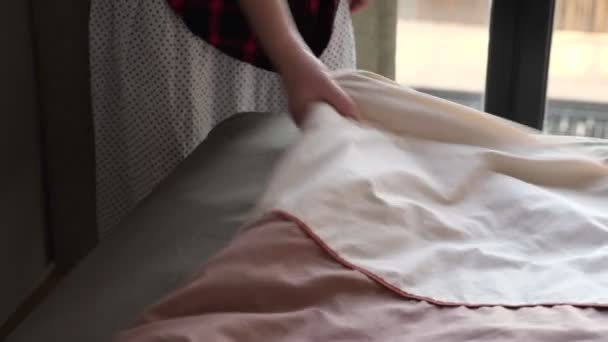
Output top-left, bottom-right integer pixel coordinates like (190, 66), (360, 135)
(30, 0), (97, 272)
(0, 0), (50, 326)
(0, 0), (96, 330)
(352, 0), (398, 79)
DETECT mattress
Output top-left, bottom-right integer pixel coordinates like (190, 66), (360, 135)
(8, 109), (608, 341)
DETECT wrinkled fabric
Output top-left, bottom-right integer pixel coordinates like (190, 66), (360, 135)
(255, 70), (608, 307)
(117, 219), (608, 342)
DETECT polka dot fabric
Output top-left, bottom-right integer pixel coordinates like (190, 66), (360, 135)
(90, 0), (356, 236)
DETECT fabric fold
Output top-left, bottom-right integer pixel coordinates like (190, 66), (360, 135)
(254, 70), (608, 307)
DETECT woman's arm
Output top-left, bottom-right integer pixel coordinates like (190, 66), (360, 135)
(350, 0), (369, 12)
(239, 0), (357, 125)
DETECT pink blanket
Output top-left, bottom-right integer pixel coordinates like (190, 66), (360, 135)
(116, 217), (608, 341)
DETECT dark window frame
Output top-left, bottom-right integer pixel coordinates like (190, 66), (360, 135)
(484, 0), (556, 129)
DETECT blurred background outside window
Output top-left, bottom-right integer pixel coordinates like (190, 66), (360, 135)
(396, 0), (608, 138)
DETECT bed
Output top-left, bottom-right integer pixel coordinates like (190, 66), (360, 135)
(6, 112), (296, 342)
(8, 73), (608, 342)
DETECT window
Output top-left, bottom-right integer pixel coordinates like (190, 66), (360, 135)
(395, 0), (608, 135)
(545, 0), (608, 138)
(395, 0), (492, 110)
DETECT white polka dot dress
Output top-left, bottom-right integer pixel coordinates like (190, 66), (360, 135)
(90, 0), (356, 236)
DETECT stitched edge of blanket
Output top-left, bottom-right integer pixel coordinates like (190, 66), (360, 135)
(272, 210), (608, 309)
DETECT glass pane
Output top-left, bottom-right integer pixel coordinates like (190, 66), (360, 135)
(396, 0), (492, 110)
(545, 0), (608, 138)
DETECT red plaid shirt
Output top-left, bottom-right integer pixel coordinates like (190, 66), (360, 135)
(167, 0), (339, 71)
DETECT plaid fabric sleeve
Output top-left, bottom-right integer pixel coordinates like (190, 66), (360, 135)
(167, 0), (339, 71)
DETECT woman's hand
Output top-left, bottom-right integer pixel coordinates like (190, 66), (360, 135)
(239, 0), (358, 125)
(350, 0), (369, 12)
(281, 53), (358, 126)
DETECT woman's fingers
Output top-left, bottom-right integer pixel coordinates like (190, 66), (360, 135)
(281, 53), (359, 126)
(323, 80), (359, 121)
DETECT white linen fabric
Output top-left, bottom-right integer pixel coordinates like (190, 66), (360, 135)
(255, 70), (608, 307)
(90, 0), (356, 235)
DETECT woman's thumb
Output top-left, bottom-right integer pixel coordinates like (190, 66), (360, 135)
(326, 85), (358, 121)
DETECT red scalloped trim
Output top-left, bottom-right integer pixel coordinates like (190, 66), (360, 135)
(273, 210), (608, 309)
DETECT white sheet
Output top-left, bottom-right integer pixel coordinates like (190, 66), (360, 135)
(255, 71), (608, 307)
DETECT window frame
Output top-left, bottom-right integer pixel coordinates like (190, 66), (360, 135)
(484, 0), (556, 129)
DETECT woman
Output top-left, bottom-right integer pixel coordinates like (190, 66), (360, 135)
(90, 0), (367, 234)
